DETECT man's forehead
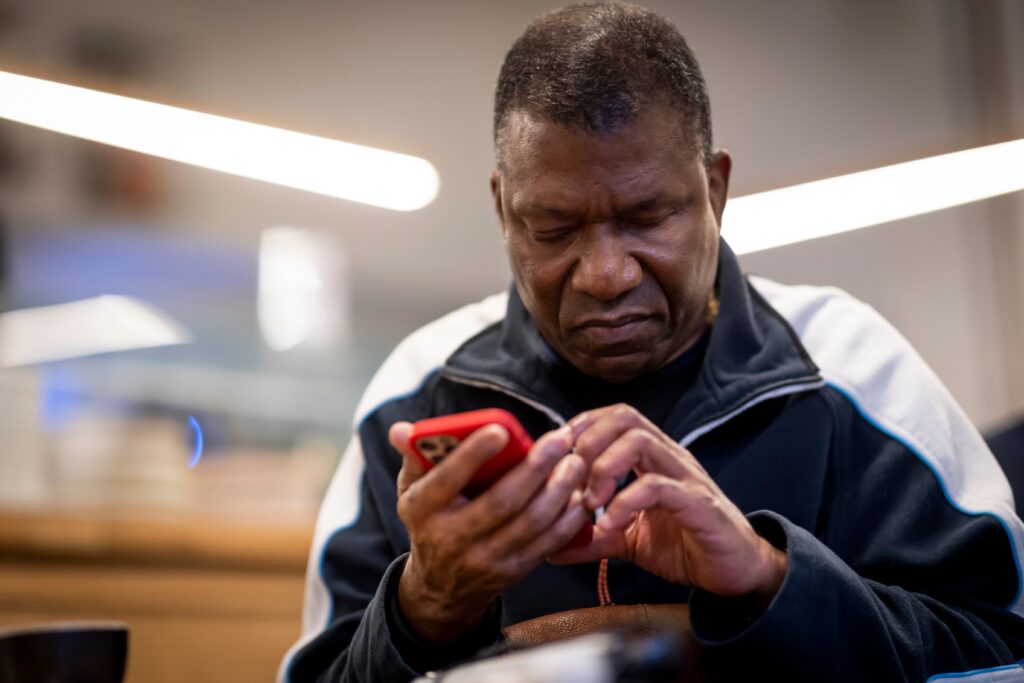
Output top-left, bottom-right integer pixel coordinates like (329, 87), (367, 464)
(512, 189), (686, 220)
(497, 107), (698, 176)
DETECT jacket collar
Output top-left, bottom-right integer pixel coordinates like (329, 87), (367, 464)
(443, 239), (821, 439)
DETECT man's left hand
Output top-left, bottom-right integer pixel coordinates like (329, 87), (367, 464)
(549, 404), (787, 609)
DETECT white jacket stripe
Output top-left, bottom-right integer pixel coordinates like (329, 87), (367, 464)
(279, 292), (509, 682)
(750, 275), (1024, 616)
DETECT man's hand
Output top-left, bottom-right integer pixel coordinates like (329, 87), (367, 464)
(549, 405), (787, 609)
(389, 421), (590, 643)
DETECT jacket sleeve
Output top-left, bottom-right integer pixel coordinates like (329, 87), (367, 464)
(279, 406), (503, 683)
(688, 389), (1024, 682)
(277, 433), (424, 683)
(279, 294), (512, 683)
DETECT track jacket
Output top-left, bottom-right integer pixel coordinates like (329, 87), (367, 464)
(281, 240), (1024, 682)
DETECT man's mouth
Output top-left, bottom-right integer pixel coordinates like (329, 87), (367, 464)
(572, 313), (653, 346)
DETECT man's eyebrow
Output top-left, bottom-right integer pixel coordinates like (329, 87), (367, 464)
(618, 195), (680, 214)
(516, 204), (579, 220)
(517, 194), (682, 219)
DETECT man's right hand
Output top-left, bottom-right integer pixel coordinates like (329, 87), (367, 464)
(388, 421), (589, 644)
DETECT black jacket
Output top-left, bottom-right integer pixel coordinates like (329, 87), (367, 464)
(281, 241), (1024, 682)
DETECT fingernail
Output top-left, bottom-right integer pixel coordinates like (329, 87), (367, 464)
(486, 424), (509, 449)
(561, 456), (582, 480)
(596, 514), (615, 530)
(568, 414), (591, 437)
(543, 435), (568, 460)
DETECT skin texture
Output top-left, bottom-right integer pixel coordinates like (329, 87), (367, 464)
(391, 422), (591, 643)
(393, 106), (787, 643)
(549, 404), (787, 612)
(491, 107), (728, 384)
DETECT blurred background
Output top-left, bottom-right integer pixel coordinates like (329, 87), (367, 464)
(0, 0), (1021, 681)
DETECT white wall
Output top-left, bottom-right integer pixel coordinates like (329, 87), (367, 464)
(3, 0), (1022, 429)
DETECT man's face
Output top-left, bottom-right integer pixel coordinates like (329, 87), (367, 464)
(491, 106), (731, 383)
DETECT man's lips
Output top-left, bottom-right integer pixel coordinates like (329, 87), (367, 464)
(571, 313), (654, 347)
(575, 313), (651, 329)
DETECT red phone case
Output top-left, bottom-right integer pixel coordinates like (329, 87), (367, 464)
(408, 408), (593, 549)
(409, 408), (532, 496)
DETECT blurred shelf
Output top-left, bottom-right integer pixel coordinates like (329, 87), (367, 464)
(0, 506), (313, 572)
(0, 505), (314, 683)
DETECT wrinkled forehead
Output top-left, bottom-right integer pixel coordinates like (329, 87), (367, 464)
(495, 107), (700, 178)
(496, 108), (697, 182)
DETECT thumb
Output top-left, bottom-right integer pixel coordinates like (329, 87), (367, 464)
(389, 421), (425, 494)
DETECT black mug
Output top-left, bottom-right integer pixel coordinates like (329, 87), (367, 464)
(0, 621), (128, 683)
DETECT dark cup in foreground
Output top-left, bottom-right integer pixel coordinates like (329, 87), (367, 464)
(0, 621), (128, 683)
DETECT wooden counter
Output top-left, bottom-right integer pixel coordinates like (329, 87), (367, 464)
(0, 507), (314, 683)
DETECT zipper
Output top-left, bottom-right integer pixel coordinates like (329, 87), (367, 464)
(679, 378), (826, 448)
(444, 370), (825, 449)
(441, 371), (568, 427)
(444, 370), (823, 609)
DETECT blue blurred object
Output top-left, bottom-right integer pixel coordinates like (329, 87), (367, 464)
(188, 415), (204, 469)
(9, 226), (254, 308)
(8, 225), (263, 370)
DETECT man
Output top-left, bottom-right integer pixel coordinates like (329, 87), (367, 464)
(281, 3), (1024, 681)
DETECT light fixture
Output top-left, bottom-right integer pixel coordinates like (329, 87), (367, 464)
(258, 226), (325, 352)
(0, 70), (440, 211)
(0, 295), (191, 367)
(724, 138), (1024, 254)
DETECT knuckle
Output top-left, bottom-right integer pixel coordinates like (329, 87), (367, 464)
(624, 427), (651, 446)
(436, 529), (462, 555)
(460, 551), (485, 577)
(465, 548), (501, 579)
(611, 403), (633, 420)
(497, 557), (528, 582)
(397, 490), (418, 519)
(590, 457), (613, 479)
(574, 431), (598, 459)
(487, 493), (519, 520)
(520, 502), (550, 531)
(651, 473), (674, 491)
(639, 472), (671, 494)
(699, 485), (720, 509)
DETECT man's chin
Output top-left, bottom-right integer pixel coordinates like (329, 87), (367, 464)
(568, 349), (659, 384)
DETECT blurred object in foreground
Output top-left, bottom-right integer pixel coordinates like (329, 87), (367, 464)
(0, 294), (191, 367)
(418, 629), (685, 683)
(0, 621), (128, 683)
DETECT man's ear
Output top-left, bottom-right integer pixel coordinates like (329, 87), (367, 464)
(707, 150), (732, 229)
(490, 168), (503, 216)
(490, 168), (507, 237)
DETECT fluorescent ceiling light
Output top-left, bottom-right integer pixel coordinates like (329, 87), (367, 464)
(724, 138), (1024, 254)
(0, 295), (191, 367)
(0, 70), (439, 211)
(259, 226), (324, 352)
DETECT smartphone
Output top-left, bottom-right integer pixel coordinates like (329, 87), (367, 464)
(409, 408), (533, 497)
(408, 408), (593, 548)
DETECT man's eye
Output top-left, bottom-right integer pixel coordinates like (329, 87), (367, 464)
(624, 215), (669, 230)
(533, 228), (574, 243)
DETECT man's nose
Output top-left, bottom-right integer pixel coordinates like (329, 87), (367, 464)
(570, 225), (642, 301)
